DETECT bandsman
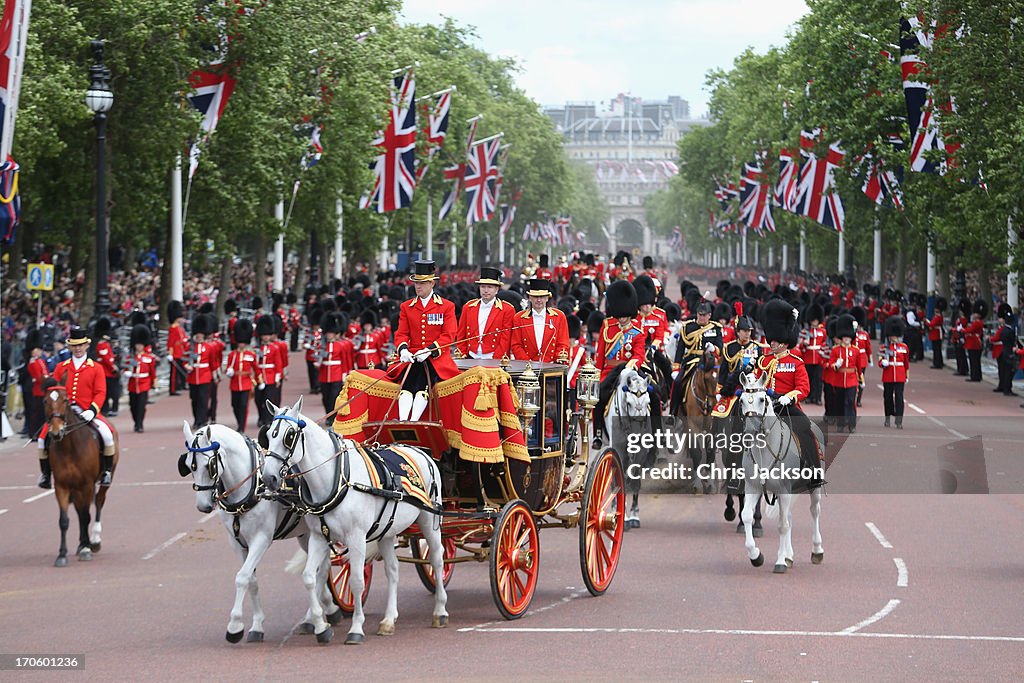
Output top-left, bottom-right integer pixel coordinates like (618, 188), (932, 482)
(801, 303), (826, 405)
(827, 314), (862, 433)
(185, 314), (218, 428)
(225, 318), (261, 433)
(94, 317), (120, 417)
(25, 328), (49, 439)
(317, 312), (354, 415)
(879, 315), (909, 428)
(303, 306), (323, 394)
(124, 324), (157, 433)
(926, 297), (946, 369)
(254, 315), (283, 427)
(355, 310), (388, 369)
(964, 300), (986, 382)
(166, 300), (188, 396)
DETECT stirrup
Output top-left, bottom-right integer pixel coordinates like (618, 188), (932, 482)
(37, 473), (51, 489)
(99, 470), (113, 487)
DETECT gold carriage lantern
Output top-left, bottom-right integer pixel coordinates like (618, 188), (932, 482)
(576, 356), (600, 408)
(516, 362), (541, 434)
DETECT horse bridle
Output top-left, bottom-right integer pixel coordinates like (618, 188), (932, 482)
(265, 414), (307, 481)
(740, 386), (794, 467)
(178, 432), (223, 493)
(179, 429), (267, 513)
(45, 390), (92, 441)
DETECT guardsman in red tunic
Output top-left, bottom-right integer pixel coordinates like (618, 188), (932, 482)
(166, 300), (188, 395)
(94, 317), (120, 417)
(964, 300), (986, 382)
(509, 278), (570, 365)
(304, 307), (323, 394)
(592, 280), (647, 448)
(753, 300), (821, 487)
(454, 267), (514, 361)
(536, 254), (553, 281)
(878, 316), (909, 428)
(714, 302), (736, 345)
(553, 255), (571, 288)
(317, 312), (353, 414)
(254, 315), (283, 427)
(225, 318), (261, 433)
(853, 307), (872, 408)
(801, 303), (826, 405)
(827, 314), (862, 433)
(355, 310), (388, 369)
(224, 299), (239, 349)
(386, 260), (460, 422)
(124, 324), (157, 433)
(25, 328), (49, 440)
(926, 297), (946, 369)
(38, 327), (117, 488)
(287, 293), (302, 352)
(185, 314), (218, 428)
(632, 275), (669, 352)
(273, 314), (290, 384)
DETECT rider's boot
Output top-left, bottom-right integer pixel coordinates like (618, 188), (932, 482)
(98, 446), (115, 487)
(398, 390), (414, 421)
(410, 391), (429, 421)
(37, 456), (51, 489)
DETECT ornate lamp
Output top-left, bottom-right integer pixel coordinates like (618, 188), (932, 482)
(516, 361), (541, 434)
(576, 356), (599, 409)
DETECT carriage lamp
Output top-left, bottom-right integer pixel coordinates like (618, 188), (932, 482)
(576, 357), (600, 408)
(516, 362), (541, 433)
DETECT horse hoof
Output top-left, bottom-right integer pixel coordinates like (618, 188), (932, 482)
(54, 556), (68, 568)
(751, 552), (764, 567)
(326, 609), (344, 626)
(225, 630), (244, 644)
(246, 630), (264, 643)
(298, 622), (315, 635)
(752, 527), (763, 538)
(811, 552), (824, 565)
(785, 558), (794, 568)
(724, 507), (736, 522)
(77, 548), (92, 562)
(631, 519), (640, 529)
(702, 482), (714, 495)
(773, 564), (787, 574)
(344, 632), (364, 645)
(90, 542), (102, 553)
(377, 622), (395, 636)
(623, 523), (631, 532)
(317, 627), (334, 645)
(736, 522), (744, 534)
(432, 615), (448, 628)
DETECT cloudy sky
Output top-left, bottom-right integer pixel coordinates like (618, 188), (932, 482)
(399, 0), (809, 117)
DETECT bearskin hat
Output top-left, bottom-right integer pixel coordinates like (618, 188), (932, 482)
(167, 300), (184, 322)
(642, 255), (654, 270)
(130, 324), (152, 348)
(997, 302), (1013, 320)
(566, 314), (582, 340)
(360, 310), (378, 328)
(680, 280), (695, 298)
(308, 306), (323, 327)
(574, 278), (595, 302)
(882, 315), (905, 339)
(712, 302), (732, 322)
(973, 299), (989, 318)
(233, 318), (254, 345)
(128, 310), (148, 327)
(851, 306), (867, 329)
(539, 253), (549, 268)
(25, 327), (43, 350)
(716, 279), (731, 299)
(826, 316), (838, 340)
(224, 299), (237, 315)
(199, 302), (214, 315)
(663, 301), (682, 323)
(762, 299), (800, 347)
(321, 312), (343, 336)
(605, 280), (638, 319)
(806, 302), (825, 323)
(934, 296), (948, 312)
(633, 275), (657, 307)
(612, 250), (630, 267)
(835, 313), (857, 339)
(255, 315), (275, 337)
(286, 292), (297, 305)
(191, 314), (214, 337)
(94, 316), (112, 338)
(496, 289), (525, 311)
(251, 296), (264, 311)
(587, 310), (606, 336)
(272, 292), (284, 310)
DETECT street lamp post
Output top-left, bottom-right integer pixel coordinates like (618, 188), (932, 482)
(85, 40), (113, 318)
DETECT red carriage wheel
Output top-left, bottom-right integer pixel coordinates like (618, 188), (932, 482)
(489, 500), (540, 620)
(328, 553), (373, 615)
(579, 448), (625, 596)
(410, 536), (457, 593)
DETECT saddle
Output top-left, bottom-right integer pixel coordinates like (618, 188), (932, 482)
(352, 442), (436, 511)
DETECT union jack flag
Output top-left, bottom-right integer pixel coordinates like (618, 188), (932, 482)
(0, 0), (30, 161)
(301, 123), (323, 170)
(498, 189), (520, 236)
(186, 65), (237, 179)
(0, 155), (19, 245)
(492, 143), (511, 206)
(365, 68), (417, 213)
(463, 137), (500, 225)
(713, 176), (739, 215)
(415, 89), (451, 182)
(792, 130), (846, 232)
(438, 116), (479, 220)
(900, 13), (959, 174)
(773, 148), (799, 211)
(739, 160), (775, 233)
(669, 226), (683, 250)
(860, 138), (904, 211)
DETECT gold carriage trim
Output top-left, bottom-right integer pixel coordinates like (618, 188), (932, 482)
(461, 406), (500, 432)
(435, 366), (530, 464)
(335, 373), (400, 416)
(333, 413), (368, 437)
(498, 409), (521, 432)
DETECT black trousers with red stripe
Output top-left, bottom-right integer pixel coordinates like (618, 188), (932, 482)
(231, 390), (251, 433)
(189, 382), (212, 427)
(129, 390), (148, 430)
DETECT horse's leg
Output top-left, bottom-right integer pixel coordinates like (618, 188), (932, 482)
(630, 492), (640, 528)
(54, 487), (70, 567)
(74, 494), (93, 561)
(753, 496), (763, 537)
(90, 481), (108, 552)
(420, 511), (449, 628)
(741, 484), (762, 566)
(809, 488), (824, 564)
(773, 493), (794, 573)
(342, 531), (368, 644)
(224, 541), (251, 642)
(301, 531), (333, 644)
(376, 534), (401, 636)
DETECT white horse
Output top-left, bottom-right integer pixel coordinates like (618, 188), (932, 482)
(661, 321), (684, 375)
(605, 367), (653, 529)
(179, 422), (341, 643)
(736, 373), (824, 573)
(260, 397), (448, 644)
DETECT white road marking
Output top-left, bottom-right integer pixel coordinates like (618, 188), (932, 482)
(462, 625), (1024, 642)
(0, 480), (189, 492)
(839, 599), (901, 634)
(461, 591), (586, 632)
(894, 558), (908, 587)
(865, 522), (893, 549)
(199, 511), (217, 524)
(907, 403), (926, 414)
(926, 416), (969, 440)
(142, 531), (187, 560)
(0, 508), (7, 515)
(23, 489), (54, 503)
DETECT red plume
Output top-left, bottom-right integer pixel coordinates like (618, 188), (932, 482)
(733, 300), (743, 317)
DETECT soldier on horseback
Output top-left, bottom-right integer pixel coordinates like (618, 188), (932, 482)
(591, 280), (646, 449)
(37, 327), (117, 488)
(670, 296), (723, 417)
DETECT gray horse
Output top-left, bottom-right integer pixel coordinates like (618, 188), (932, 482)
(736, 372), (824, 573)
(606, 368), (653, 529)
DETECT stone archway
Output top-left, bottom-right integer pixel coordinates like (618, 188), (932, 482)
(617, 218), (644, 249)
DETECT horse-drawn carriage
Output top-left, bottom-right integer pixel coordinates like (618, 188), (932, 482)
(323, 357), (626, 620)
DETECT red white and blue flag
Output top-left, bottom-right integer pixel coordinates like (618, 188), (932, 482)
(860, 137), (905, 211)
(0, 0), (30, 161)
(301, 124), (323, 170)
(773, 148), (799, 211)
(738, 160), (775, 234)
(0, 155), (19, 245)
(793, 129), (846, 232)
(415, 88), (451, 182)
(186, 64), (237, 179)
(463, 137), (500, 225)
(364, 68), (417, 213)
(669, 226), (683, 250)
(438, 115), (480, 221)
(900, 13), (959, 174)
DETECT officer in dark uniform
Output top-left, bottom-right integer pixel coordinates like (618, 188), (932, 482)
(670, 298), (723, 416)
(995, 303), (1018, 396)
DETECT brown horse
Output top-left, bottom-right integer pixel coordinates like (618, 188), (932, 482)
(683, 347), (719, 494)
(42, 385), (118, 567)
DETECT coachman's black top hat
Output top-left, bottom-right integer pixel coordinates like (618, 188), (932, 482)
(66, 327), (91, 346)
(476, 267), (503, 286)
(526, 278), (553, 298)
(409, 260), (439, 282)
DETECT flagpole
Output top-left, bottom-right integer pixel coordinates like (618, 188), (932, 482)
(467, 221), (474, 266)
(451, 221), (457, 266)
(782, 244), (788, 274)
(799, 228), (807, 271)
(334, 198), (344, 281)
(415, 85), (456, 103)
(837, 231), (845, 273)
(282, 179), (301, 232)
(926, 238), (937, 297)
(873, 213), (882, 284)
(171, 153), (184, 301)
(274, 201), (285, 291)
(498, 220), (506, 264)
(426, 198), (433, 261)
(1009, 216), (1020, 312)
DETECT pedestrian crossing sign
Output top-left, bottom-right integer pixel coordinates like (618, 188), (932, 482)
(27, 263), (54, 291)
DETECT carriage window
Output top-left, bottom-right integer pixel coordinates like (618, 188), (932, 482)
(544, 375), (563, 448)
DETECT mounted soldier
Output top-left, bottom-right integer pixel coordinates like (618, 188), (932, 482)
(591, 280), (646, 449)
(670, 294), (723, 417)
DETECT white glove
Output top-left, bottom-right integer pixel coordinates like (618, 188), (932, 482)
(226, 368), (235, 377)
(704, 342), (716, 353)
(399, 348), (414, 364)
(413, 348), (432, 363)
(833, 359), (843, 369)
(671, 370), (679, 380)
(777, 394), (792, 407)
(257, 383), (266, 391)
(166, 354), (174, 363)
(123, 371), (132, 379)
(881, 359), (890, 367)
(80, 409), (96, 422)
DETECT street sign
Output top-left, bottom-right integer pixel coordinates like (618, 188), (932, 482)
(27, 263), (54, 291)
